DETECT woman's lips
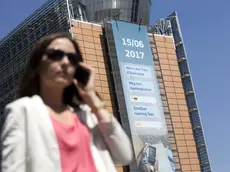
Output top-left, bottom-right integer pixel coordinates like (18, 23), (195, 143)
(57, 71), (68, 77)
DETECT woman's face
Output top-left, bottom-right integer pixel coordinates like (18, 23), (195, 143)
(39, 38), (77, 89)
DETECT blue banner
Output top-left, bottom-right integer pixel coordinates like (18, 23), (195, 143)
(112, 20), (175, 172)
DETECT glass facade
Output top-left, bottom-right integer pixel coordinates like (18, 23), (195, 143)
(167, 12), (212, 172)
(84, 0), (151, 25)
(0, 0), (70, 128)
(69, 0), (88, 21)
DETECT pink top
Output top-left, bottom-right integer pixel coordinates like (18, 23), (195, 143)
(50, 114), (97, 172)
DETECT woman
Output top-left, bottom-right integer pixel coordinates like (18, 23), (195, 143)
(1, 33), (133, 172)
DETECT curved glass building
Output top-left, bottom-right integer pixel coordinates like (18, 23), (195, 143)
(84, 0), (152, 25)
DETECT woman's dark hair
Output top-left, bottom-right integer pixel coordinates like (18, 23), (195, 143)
(18, 32), (84, 108)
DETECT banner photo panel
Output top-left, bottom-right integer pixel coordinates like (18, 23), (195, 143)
(111, 20), (176, 172)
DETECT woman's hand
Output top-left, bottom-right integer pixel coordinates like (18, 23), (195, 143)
(74, 64), (133, 164)
(73, 62), (112, 122)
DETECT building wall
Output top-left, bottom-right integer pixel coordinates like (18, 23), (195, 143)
(71, 20), (124, 172)
(71, 20), (201, 172)
(148, 33), (182, 171)
(154, 35), (201, 172)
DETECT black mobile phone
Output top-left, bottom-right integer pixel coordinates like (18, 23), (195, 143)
(74, 65), (90, 86)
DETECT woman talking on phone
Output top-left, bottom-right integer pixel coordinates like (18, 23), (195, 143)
(1, 33), (133, 172)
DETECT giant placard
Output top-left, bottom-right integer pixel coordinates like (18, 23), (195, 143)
(112, 20), (176, 172)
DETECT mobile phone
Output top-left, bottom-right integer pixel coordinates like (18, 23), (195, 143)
(147, 145), (156, 166)
(74, 65), (90, 86)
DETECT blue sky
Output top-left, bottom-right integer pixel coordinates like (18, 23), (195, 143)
(150, 0), (230, 171)
(0, 0), (229, 171)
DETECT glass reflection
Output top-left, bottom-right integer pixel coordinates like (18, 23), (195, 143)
(84, 0), (151, 25)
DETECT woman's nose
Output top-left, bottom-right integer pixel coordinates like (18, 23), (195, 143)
(60, 55), (70, 65)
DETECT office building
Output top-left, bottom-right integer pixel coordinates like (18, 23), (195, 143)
(153, 12), (211, 171)
(0, 0), (211, 171)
